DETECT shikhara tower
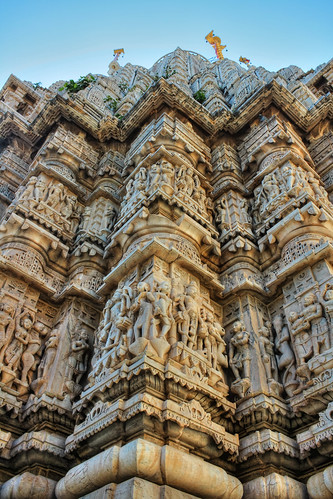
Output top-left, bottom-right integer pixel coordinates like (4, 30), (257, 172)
(0, 47), (332, 498)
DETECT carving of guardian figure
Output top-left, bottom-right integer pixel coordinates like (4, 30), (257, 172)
(103, 287), (132, 358)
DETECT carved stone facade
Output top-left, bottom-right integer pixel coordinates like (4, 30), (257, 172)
(0, 49), (332, 498)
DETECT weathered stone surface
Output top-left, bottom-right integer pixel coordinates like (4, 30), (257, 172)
(0, 48), (332, 496)
(243, 473), (308, 499)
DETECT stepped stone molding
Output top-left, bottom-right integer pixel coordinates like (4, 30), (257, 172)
(0, 48), (332, 497)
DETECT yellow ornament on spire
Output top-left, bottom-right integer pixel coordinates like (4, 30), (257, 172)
(205, 31), (226, 60)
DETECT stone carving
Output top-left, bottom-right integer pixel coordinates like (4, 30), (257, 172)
(90, 277), (230, 382)
(64, 325), (90, 399)
(258, 325), (282, 395)
(119, 162), (210, 223)
(174, 281), (200, 349)
(215, 197), (230, 232)
(17, 174), (79, 236)
(131, 281), (155, 341)
(0, 302), (16, 364)
(253, 161), (331, 223)
(322, 283), (333, 336)
(35, 329), (59, 382)
(77, 198), (117, 242)
(0, 308), (36, 390)
(288, 292), (329, 386)
(229, 321), (251, 397)
(273, 315), (298, 396)
(1, 49), (333, 496)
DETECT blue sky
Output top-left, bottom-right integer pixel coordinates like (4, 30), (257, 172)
(1, 0), (332, 89)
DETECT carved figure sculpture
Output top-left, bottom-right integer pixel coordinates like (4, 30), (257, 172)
(229, 321), (251, 397)
(175, 281), (200, 349)
(288, 311), (312, 383)
(152, 281), (173, 339)
(0, 303), (16, 363)
(123, 179), (134, 203)
(45, 182), (64, 210)
(61, 195), (77, 220)
(281, 164), (296, 192)
(37, 329), (59, 380)
(132, 168), (147, 203)
(34, 177), (47, 206)
(192, 175), (207, 213)
(64, 327), (90, 397)
(308, 174), (329, 202)
(322, 283), (333, 342)
(160, 161), (174, 192)
(103, 288), (132, 354)
(20, 321), (48, 385)
(197, 309), (211, 364)
(21, 176), (38, 207)
(4, 309), (34, 373)
(239, 197), (251, 224)
(273, 314), (298, 396)
(215, 198), (229, 231)
(175, 165), (195, 198)
(206, 312), (227, 371)
(81, 206), (92, 231)
(262, 173), (280, 202)
(258, 326), (278, 382)
(131, 281), (155, 341)
(149, 163), (161, 191)
(302, 292), (329, 356)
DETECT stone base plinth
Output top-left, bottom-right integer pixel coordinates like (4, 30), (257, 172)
(55, 438), (242, 499)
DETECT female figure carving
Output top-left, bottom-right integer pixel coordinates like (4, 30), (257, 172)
(229, 321), (251, 382)
(0, 303), (16, 364)
(37, 329), (59, 380)
(197, 309), (211, 364)
(273, 314), (298, 395)
(20, 321), (47, 385)
(4, 310), (34, 372)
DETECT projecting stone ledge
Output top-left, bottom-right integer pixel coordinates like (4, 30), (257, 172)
(55, 438), (243, 499)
